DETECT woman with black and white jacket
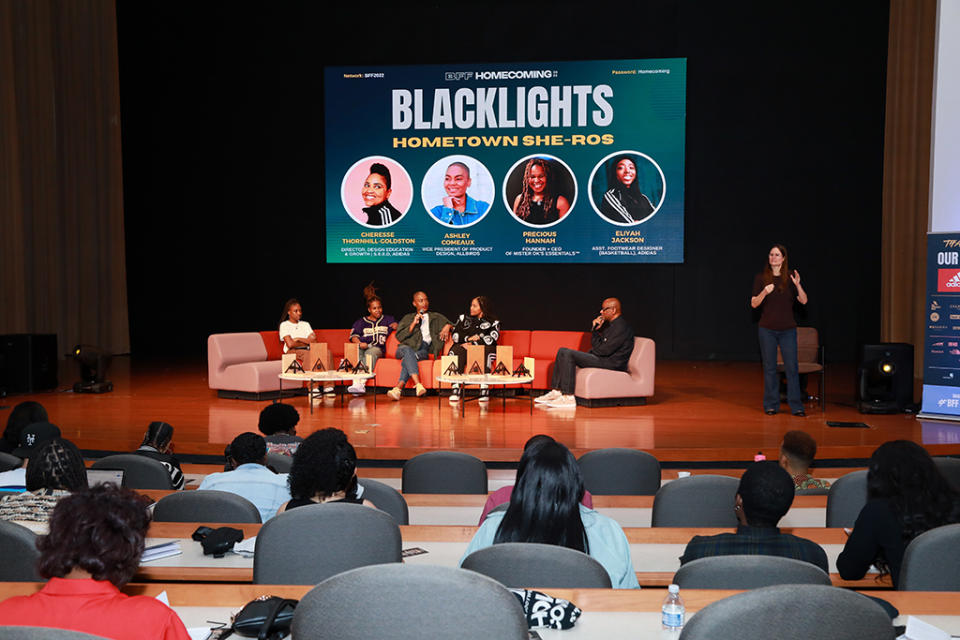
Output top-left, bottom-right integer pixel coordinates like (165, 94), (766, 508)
(448, 296), (500, 404)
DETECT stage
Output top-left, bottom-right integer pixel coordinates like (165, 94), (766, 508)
(5, 357), (957, 466)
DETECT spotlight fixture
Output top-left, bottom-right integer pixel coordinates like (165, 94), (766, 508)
(857, 343), (913, 414)
(70, 344), (113, 393)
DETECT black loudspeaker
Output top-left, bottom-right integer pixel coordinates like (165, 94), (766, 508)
(0, 334), (59, 394)
(857, 343), (914, 414)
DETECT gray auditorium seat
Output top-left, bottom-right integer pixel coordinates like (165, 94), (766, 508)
(0, 520), (42, 581)
(152, 489), (261, 523)
(678, 584), (896, 639)
(291, 564), (527, 640)
(0, 451), (22, 473)
(825, 470), (868, 528)
(933, 456), (960, 492)
(264, 452), (292, 473)
(253, 502), (401, 584)
(651, 475), (739, 527)
(462, 542), (612, 588)
(0, 628), (112, 639)
(401, 451), (487, 494)
(898, 523), (960, 590)
(673, 555), (831, 589)
(358, 478), (409, 525)
(577, 448), (661, 495)
(90, 454), (173, 490)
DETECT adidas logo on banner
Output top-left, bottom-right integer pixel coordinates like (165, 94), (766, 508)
(948, 273), (960, 288)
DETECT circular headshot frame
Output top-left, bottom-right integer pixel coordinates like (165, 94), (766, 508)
(588, 151), (666, 227)
(501, 154), (578, 229)
(340, 155), (414, 229)
(420, 155), (495, 229)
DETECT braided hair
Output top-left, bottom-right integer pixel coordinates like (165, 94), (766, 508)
(514, 158), (556, 221)
(141, 421), (174, 449)
(26, 437), (88, 492)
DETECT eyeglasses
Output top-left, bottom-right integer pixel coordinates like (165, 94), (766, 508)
(600, 306), (615, 312)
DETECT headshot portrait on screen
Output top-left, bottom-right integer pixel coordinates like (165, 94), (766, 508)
(340, 155), (413, 229)
(506, 155), (576, 227)
(589, 151), (665, 226)
(423, 156), (493, 227)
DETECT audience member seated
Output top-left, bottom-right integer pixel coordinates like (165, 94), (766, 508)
(279, 428), (375, 513)
(460, 441), (639, 589)
(679, 460), (828, 572)
(0, 484), (190, 639)
(0, 400), (48, 455)
(477, 434), (593, 524)
(837, 440), (960, 587)
(0, 422), (61, 488)
(198, 432), (290, 522)
(779, 429), (829, 490)
(0, 438), (88, 526)
(534, 297), (634, 408)
(388, 290), (453, 401)
(132, 421), (185, 490)
(449, 295), (500, 405)
(258, 402), (304, 456)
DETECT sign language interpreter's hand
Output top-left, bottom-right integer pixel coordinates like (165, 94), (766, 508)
(790, 270), (801, 287)
(763, 283), (775, 295)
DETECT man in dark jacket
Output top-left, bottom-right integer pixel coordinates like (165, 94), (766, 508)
(535, 297), (634, 408)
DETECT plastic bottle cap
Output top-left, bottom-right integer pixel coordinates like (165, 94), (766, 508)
(668, 584), (679, 594)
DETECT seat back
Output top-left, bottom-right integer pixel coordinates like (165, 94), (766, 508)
(673, 555), (831, 589)
(358, 478), (409, 525)
(934, 456), (960, 492)
(0, 520), (41, 581)
(258, 330), (283, 361)
(208, 333), (270, 385)
(461, 542), (612, 588)
(577, 448), (661, 495)
(497, 330), (531, 358)
(153, 490), (262, 523)
(796, 327), (820, 364)
(678, 584), (896, 640)
(253, 503), (401, 584)
(264, 452), (292, 473)
(402, 451), (487, 494)
(527, 331), (589, 359)
(291, 564), (528, 640)
(0, 451), (22, 472)
(899, 523), (960, 590)
(652, 475), (739, 527)
(90, 454), (173, 490)
(0, 628), (112, 639)
(825, 470), (868, 528)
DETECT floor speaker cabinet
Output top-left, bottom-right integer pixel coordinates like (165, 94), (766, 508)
(857, 342), (914, 414)
(0, 334), (58, 395)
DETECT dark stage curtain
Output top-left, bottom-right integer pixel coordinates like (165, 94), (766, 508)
(881, 0), (937, 379)
(0, 0), (129, 355)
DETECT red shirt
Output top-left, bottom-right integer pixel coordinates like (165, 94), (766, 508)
(0, 577), (190, 640)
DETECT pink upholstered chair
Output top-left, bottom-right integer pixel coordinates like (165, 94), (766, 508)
(574, 337), (655, 407)
(207, 333), (301, 398)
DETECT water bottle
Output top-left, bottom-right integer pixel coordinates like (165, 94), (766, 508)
(661, 583), (685, 634)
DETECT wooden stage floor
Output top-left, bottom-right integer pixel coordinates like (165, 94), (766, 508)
(4, 358), (959, 463)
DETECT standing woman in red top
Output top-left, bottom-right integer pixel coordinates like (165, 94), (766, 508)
(751, 244), (808, 416)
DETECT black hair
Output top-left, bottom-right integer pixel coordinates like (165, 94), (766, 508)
(280, 298), (301, 323)
(26, 438), (88, 492)
(228, 432), (267, 465)
(38, 484), (152, 587)
(3, 401), (48, 449)
(369, 162), (392, 189)
(606, 154), (644, 199)
(495, 441), (587, 553)
(738, 461), (795, 527)
(141, 421), (174, 449)
(287, 428), (358, 501)
(472, 295), (498, 322)
(868, 440), (960, 543)
(447, 161), (470, 178)
(258, 403), (300, 436)
(781, 430), (818, 468)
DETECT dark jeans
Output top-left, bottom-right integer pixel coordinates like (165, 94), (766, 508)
(759, 327), (803, 413)
(396, 343), (429, 384)
(551, 347), (606, 395)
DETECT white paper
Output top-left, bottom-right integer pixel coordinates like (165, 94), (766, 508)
(902, 616), (951, 640)
(233, 535), (257, 555)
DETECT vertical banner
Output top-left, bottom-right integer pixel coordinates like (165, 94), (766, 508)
(920, 232), (960, 419)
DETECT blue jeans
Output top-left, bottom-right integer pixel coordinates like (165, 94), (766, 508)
(758, 327), (803, 413)
(396, 343), (429, 384)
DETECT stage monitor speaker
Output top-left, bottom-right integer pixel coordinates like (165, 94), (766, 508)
(0, 334), (59, 394)
(857, 342), (914, 414)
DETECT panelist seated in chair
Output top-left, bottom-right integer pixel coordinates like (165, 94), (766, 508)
(535, 297), (635, 409)
(679, 461), (828, 572)
(198, 432), (290, 523)
(448, 295), (500, 405)
(387, 290), (453, 401)
(461, 441), (638, 589)
(278, 428), (376, 513)
(0, 484), (191, 640)
(347, 282), (397, 394)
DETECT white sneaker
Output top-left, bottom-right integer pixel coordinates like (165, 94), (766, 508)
(478, 385), (490, 403)
(547, 394), (576, 408)
(415, 383), (427, 397)
(387, 387), (402, 401)
(323, 386), (335, 394)
(535, 389), (562, 404)
(348, 383), (365, 394)
(449, 394), (460, 405)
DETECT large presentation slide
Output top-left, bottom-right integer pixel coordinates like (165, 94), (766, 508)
(325, 58), (686, 263)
